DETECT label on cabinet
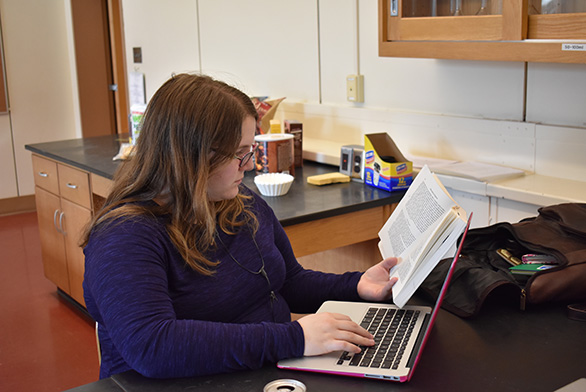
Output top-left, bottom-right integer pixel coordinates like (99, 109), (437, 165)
(562, 43), (586, 51)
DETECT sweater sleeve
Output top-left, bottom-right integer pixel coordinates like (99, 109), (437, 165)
(83, 217), (304, 379)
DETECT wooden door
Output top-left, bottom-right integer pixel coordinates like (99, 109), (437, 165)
(71, 0), (129, 137)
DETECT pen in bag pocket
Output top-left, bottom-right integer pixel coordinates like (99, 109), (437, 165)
(521, 253), (559, 265)
(496, 248), (522, 266)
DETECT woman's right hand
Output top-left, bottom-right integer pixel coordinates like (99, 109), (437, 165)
(296, 312), (374, 357)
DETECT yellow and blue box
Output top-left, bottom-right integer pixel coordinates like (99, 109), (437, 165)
(364, 133), (412, 192)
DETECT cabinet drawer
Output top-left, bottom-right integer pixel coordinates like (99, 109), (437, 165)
(32, 155), (60, 195)
(58, 164), (91, 209)
(91, 173), (113, 199)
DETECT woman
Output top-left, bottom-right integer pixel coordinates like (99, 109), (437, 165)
(82, 73), (398, 379)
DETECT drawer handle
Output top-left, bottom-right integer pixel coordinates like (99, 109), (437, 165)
(66, 183), (78, 189)
(38, 171), (49, 178)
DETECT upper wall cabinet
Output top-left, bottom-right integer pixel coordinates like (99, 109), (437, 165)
(378, 0), (586, 63)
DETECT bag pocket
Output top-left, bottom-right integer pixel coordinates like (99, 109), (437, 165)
(420, 254), (520, 318)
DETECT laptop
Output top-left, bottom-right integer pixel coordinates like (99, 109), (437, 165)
(278, 214), (472, 382)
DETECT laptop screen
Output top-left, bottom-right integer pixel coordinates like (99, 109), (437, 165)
(407, 213), (472, 381)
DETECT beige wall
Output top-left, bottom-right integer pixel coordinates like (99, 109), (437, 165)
(0, 0), (80, 198)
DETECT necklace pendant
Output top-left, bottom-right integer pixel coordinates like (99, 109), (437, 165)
(260, 267), (269, 281)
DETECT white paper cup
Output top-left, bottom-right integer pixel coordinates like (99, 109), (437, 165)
(253, 173), (294, 197)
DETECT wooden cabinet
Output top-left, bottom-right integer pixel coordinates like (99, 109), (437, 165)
(32, 154), (92, 306)
(35, 187), (69, 290)
(379, 0), (586, 63)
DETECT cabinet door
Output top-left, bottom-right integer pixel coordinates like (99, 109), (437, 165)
(34, 187), (69, 292)
(379, 0), (586, 63)
(528, 1), (586, 39)
(387, 0), (520, 41)
(447, 188), (491, 228)
(61, 198), (92, 306)
(494, 197), (540, 223)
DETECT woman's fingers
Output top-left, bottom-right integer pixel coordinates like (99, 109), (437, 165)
(324, 314), (375, 353)
(357, 257), (399, 301)
(298, 312), (375, 356)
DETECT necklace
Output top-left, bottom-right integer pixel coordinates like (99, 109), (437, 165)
(216, 230), (278, 321)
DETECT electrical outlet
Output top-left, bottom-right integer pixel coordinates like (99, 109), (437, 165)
(346, 74), (364, 103)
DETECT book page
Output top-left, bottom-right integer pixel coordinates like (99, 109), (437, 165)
(392, 213), (465, 308)
(378, 165), (466, 307)
(382, 211), (454, 302)
(378, 165), (458, 260)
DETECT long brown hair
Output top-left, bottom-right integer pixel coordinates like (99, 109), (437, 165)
(81, 73), (259, 275)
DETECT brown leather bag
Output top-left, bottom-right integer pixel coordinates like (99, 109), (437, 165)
(421, 203), (586, 317)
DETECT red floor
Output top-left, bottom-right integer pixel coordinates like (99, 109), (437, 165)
(0, 212), (99, 391)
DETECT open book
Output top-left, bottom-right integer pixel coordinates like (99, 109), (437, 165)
(378, 165), (468, 308)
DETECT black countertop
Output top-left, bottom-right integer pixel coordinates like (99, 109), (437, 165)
(65, 297), (586, 392)
(26, 135), (125, 180)
(26, 135), (405, 226)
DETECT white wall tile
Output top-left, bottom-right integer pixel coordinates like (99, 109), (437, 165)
(123, 0), (200, 99)
(198, 0), (319, 101)
(494, 198), (540, 223)
(535, 124), (586, 181)
(318, 0), (356, 105)
(280, 101), (536, 172)
(526, 63), (586, 128)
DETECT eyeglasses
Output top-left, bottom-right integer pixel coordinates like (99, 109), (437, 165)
(233, 143), (258, 168)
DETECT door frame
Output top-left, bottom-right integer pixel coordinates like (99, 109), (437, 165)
(107, 0), (129, 135)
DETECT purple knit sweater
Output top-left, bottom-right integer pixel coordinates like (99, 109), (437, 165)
(83, 186), (362, 379)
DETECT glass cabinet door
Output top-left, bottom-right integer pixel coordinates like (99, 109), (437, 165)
(401, 0), (503, 17)
(528, 0), (586, 39)
(387, 0), (522, 41)
(530, 0), (586, 14)
(379, 0), (586, 63)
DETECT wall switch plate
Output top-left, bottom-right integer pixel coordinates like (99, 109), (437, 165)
(346, 74), (364, 103)
(133, 47), (142, 63)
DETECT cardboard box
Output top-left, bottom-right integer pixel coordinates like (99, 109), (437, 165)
(364, 133), (412, 192)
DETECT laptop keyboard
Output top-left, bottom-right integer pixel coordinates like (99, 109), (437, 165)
(337, 307), (420, 370)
